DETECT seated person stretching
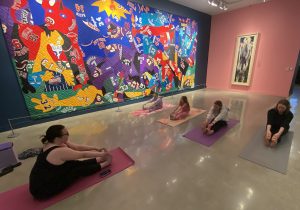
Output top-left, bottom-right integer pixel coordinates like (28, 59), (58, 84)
(170, 96), (190, 120)
(143, 93), (163, 112)
(29, 125), (112, 200)
(202, 100), (229, 135)
(265, 99), (294, 147)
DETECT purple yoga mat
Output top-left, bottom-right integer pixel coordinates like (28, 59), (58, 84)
(0, 147), (134, 210)
(183, 119), (239, 146)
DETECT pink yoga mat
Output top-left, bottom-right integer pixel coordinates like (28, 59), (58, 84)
(130, 103), (175, 117)
(183, 119), (239, 146)
(0, 147), (134, 210)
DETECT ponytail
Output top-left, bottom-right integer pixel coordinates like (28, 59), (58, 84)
(40, 125), (65, 144)
(40, 135), (48, 144)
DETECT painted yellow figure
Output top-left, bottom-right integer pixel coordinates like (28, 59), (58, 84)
(124, 88), (151, 98)
(31, 86), (103, 112)
(33, 30), (75, 86)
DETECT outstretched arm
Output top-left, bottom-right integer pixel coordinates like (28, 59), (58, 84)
(212, 106), (228, 123)
(66, 141), (107, 152)
(47, 147), (109, 165)
(265, 124), (272, 140)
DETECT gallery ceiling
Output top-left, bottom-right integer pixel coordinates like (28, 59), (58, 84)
(168, 0), (271, 15)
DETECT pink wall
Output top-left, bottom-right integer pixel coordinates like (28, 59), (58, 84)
(206, 0), (300, 97)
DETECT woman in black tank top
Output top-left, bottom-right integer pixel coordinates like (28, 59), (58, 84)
(29, 125), (112, 200)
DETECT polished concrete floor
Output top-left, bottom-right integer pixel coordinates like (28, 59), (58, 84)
(1, 87), (300, 210)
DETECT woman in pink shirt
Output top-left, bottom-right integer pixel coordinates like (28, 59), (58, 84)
(170, 96), (190, 120)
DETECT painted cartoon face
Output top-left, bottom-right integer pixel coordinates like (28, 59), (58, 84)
(122, 58), (131, 66)
(106, 44), (117, 52)
(107, 22), (121, 38)
(50, 43), (63, 59)
(93, 68), (102, 78)
(95, 94), (102, 103)
(42, 0), (76, 33)
(146, 57), (153, 66)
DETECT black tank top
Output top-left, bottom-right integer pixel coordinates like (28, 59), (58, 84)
(29, 146), (77, 194)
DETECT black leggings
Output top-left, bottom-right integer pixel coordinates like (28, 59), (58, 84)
(210, 120), (227, 132)
(31, 159), (101, 200)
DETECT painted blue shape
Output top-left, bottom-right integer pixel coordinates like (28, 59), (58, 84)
(141, 13), (165, 26)
(28, 72), (44, 88)
(142, 35), (151, 54)
(28, 0), (45, 25)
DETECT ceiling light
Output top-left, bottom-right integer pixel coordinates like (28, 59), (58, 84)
(208, 0), (228, 11)
(219, 1), (224, 9)
(211, 0), (218, 7)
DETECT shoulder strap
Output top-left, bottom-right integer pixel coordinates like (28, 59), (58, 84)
(43, 146), (61, 155)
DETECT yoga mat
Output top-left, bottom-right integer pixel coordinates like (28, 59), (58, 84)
(0, 147), (134, 210)
(157, 108), (206, 127)
(183, 119), (239, 147)
(130, 103), (175, 117)
(239, 129), (293, 174)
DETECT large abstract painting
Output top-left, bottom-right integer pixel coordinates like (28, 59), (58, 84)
(0, 0), (198, 118)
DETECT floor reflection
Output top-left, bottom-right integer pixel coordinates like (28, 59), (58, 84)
(1, 87), (300, 210)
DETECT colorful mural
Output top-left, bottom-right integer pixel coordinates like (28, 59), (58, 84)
(0, 0), (198, 118)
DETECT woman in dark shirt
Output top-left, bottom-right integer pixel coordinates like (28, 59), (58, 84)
(29, 125), (112, 200)
(265, 99), (294, 147)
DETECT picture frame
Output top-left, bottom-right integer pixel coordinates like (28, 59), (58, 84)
(231, 33), (258, 86)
